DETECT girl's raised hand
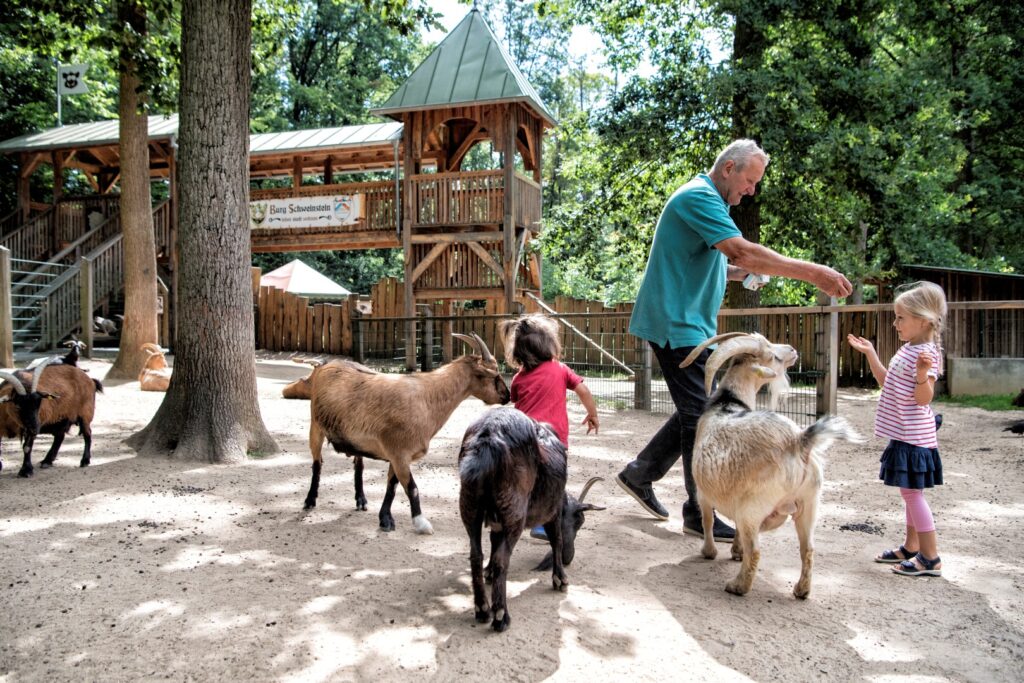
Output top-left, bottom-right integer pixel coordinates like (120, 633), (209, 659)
(916, 350), (934, 375)
(846, 334), (875, 355)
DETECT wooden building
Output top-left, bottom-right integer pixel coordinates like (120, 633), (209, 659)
(0, 9), (554, 361)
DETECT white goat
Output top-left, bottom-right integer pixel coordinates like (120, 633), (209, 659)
(681, 332), (861, 599)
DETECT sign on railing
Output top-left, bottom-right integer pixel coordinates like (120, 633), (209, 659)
(249, 195), (362, 230)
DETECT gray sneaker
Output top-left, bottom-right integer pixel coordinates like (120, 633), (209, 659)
(616, 473), (669, 520)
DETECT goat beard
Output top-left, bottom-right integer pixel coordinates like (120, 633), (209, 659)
(766, 372), (791, 411)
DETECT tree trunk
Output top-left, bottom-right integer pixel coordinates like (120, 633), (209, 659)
(723, 6), (764, 319)
(108, 2), (159, 379)
(128, 0), (277, 462)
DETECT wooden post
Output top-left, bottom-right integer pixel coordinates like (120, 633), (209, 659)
(0, 246), (13, 367)
(80, 256), (94, 359)
(419, 304), (434, 371)
(51, 151), (64, 254)
(634, 339), (651, 411)
(503, 116), (516, 312)
(352, 308), (365, 363)
(402, 115), (416, 371)
(817, 298), (839, 417)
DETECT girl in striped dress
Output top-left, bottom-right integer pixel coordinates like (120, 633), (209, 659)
(848, 281), (948, 577)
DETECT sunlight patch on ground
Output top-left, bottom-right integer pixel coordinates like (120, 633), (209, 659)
(362, 625), (437, 673)
(846, 622), (922, 662)
(274, 625), (360, 683)
(188, 610), (256, 638)
(160, 545), (294, 572)
(298, 595), (342, 615)
(122, 600), (186, 631)
(953, 500), (1024, 518)
(942, 553), (1024, 632)
(552, 586), (752, 682)
(865, 676), (951, 682)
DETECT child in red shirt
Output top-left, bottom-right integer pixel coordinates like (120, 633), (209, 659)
(499, 314), (599, 540)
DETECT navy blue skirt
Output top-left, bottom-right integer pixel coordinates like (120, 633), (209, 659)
(879, 440), (943, 489)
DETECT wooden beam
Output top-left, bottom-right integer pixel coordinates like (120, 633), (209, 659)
(20, 152), (45, 178)
(410, 231), (500, 244)
(415, 287), (505, 300)
(467, 240), (505, 281)
(448, 123), (484, 170)
(410, 242), (448, 284)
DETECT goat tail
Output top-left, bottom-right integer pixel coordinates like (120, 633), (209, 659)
(458, 407), (543, 485)
(800, 416), (863, 455)
(93, 379), (104, 394)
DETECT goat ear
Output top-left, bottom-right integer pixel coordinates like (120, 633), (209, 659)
(752, 365), (777, 379)
(0, 395), (9, 404)
(40, 392), (60, 400)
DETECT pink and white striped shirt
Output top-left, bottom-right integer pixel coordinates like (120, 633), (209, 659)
(875, 342), (940, 448)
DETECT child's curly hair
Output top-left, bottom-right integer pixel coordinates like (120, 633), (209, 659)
(498, 314), (561, 371)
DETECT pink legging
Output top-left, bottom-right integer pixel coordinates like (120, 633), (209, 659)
(900, 488), (936, 533)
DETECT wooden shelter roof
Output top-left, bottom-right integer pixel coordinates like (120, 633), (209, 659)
(372, 9), (556, 127)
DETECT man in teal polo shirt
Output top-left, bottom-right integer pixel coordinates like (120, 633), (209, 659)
(616, 139), (853, 540)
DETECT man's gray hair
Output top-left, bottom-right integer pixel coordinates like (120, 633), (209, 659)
(711, 139), (770, 173)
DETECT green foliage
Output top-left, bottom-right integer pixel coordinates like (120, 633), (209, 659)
(251, 249), (403, 295)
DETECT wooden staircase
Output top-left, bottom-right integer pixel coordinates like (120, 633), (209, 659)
(0, 196), (171, 352)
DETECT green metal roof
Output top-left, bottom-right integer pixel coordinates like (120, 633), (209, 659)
(372, 9), (557, 127)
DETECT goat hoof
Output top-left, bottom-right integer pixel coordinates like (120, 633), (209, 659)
(379, 518), (395, 532)
(412, 515), (434, 535)
(491, 611), (510, 633)
(40, 461), (53, 469)
(356, 502), (367, 511)
(303, 499), (316, 510)
(79, 459), (90, 468)
(18, 468), (33, 478)
(474, 609), (490, 624)
(794, 583), (811, 600)
(725, 581), (749, 596)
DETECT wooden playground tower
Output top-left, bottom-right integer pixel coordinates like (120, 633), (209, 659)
(0, 9), (555, 366)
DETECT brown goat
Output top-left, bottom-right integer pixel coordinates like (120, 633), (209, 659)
(282, 359), (324, 399)
(0, 360), (103, 477)
(139, 343), (171, 392)
(303, 333), (510, 533)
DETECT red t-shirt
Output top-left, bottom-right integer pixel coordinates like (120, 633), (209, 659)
(510, 360), (583, 446)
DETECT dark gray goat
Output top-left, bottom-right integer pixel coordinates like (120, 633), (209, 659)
(458, 406), (603, 632)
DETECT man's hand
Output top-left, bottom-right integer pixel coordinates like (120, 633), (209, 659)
(816, 266), (853, 298)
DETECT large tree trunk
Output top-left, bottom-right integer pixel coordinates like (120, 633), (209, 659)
(723, 6), (765, 316)
(128, 0), (277, 462)
(107, 1), (159, 379)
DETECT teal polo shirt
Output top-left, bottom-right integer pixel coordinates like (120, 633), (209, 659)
(629, 174), (741, 348)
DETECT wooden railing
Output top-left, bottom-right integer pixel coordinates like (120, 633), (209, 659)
(514, 174), (542, 230)
(251, 181), (398, 233)
(410, 170), (504, 227)
(0, 206), (55, 261)
(57, 196), (119, 246)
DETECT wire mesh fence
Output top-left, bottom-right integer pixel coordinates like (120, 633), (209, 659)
(352, 311), (828, 427)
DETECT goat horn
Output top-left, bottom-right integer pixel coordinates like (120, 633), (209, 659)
(452, 333), (480, 356)
(679, 332), (750, 369)
(31, 357), (61, 393)
(702, 334), (771, 397)
(0, 370), (26, 395)
(471, 332), (495, 364)
(578, 476), (604, 504)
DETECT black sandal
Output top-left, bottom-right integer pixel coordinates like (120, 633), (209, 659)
(893, 553), (942, 577)
(875, 545), (917, 564)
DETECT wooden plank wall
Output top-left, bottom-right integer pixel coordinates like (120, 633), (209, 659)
(254, 273), (1023, 383)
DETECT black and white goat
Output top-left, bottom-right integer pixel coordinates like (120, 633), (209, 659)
(681, 332), (861, 599)
(458, 406), (604, 632)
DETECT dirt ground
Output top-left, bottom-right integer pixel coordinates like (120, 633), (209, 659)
(1, 356), (1023, 683)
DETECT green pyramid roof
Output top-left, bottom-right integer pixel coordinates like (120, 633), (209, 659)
(372, 9), (556, 127)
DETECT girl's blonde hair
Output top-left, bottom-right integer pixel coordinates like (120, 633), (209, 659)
(498, 314), (561, 370)
(894, 280), (947, 349)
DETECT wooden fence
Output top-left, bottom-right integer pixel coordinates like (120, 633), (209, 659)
(252, 275), (1024, 386)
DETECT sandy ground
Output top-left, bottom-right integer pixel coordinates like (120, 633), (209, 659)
(1, 355), (1023, 683)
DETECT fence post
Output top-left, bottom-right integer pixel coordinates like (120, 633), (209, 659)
(419, 304), (434, 371)
(634, 338), (651, 411)
(352, 310), (365, 364)
(0, 246), (13, 367)
(816, 298), (839, 417)
(80, 256), (94, 359)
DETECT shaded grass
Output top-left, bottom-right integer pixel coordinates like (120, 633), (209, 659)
(934, 394), (1021, 411)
